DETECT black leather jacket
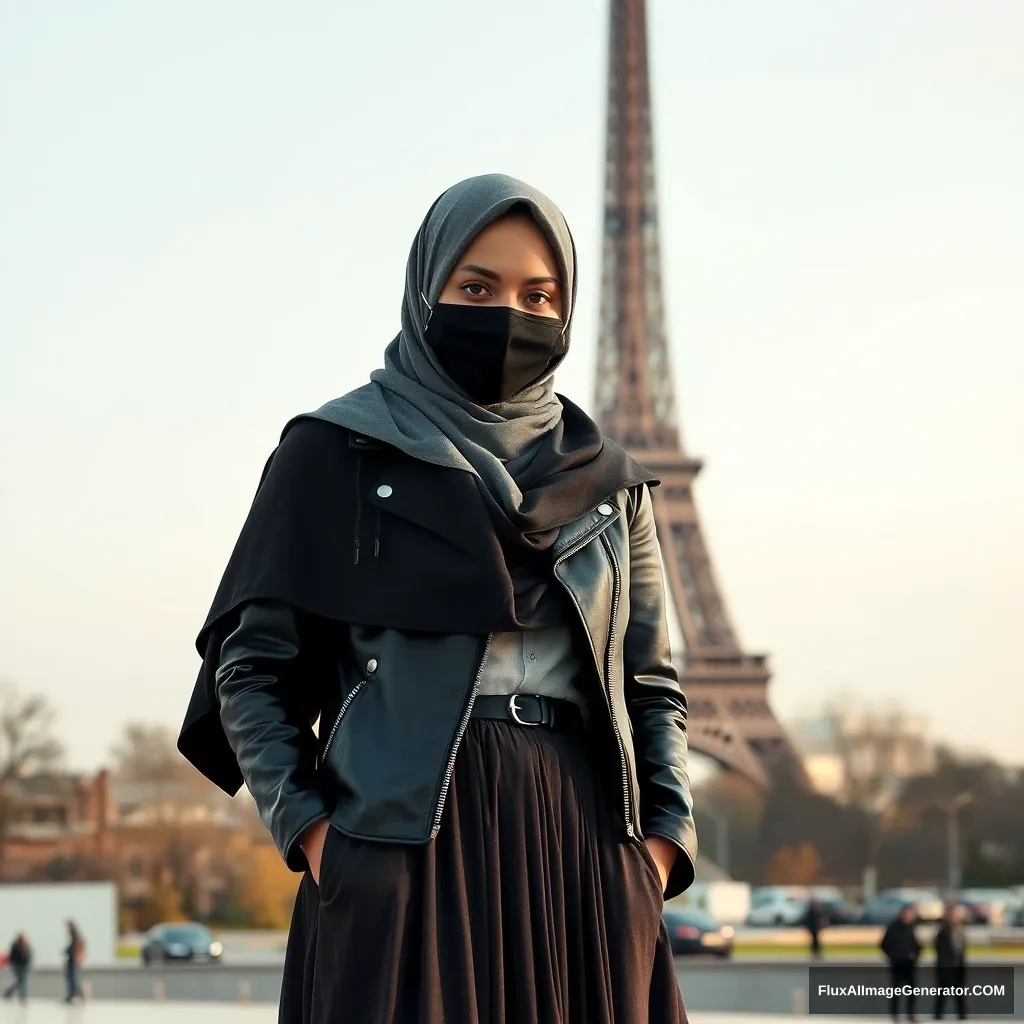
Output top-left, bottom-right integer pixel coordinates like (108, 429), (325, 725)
(216, 484), (697, 898)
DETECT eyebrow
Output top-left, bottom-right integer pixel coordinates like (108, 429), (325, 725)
(458, 264), (560, 288)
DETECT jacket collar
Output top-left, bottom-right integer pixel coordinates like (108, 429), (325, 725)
(356, 433), (624, 565)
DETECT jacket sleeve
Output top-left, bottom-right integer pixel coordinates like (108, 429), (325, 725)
(622, 484), (697, 899)
(215, 599), (332, 871)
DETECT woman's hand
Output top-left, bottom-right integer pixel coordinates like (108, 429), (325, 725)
(644, 835), (678, 893)
(299, 819), (331, 885)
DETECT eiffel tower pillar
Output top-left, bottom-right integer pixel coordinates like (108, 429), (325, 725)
(594, 0), (797, 787)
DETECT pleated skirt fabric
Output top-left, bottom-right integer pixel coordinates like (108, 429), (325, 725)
(280, 718), (687, 1024)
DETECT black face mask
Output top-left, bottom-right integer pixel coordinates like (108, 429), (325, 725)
(425, 303), (567, 404)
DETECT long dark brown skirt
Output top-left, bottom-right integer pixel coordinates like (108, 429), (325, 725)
(280, 718), (687, 1024)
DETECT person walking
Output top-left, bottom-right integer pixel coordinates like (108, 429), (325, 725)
(63, 920), (85, 1004)
(933, 903), (968, 1020)
(179, 173), (696, 1024)
(880, 904), (921, 1022)
(803, 898), (827, 958)
(2, 933), (31, 1003)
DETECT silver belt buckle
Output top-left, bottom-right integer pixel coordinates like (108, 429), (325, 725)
(508, 694), (541, 726)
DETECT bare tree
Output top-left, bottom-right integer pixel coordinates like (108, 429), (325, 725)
(0, 685), (65, 876)
(111, 721), (222, 820)
(808, 699), (939, 892)
(111, 721), (235, 918)
(112, 723), (186, 785)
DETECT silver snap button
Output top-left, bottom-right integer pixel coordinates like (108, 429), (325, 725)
(597, 503), (613, 516)
(366, 658), (378, 674)
(376, 484), (393, 499)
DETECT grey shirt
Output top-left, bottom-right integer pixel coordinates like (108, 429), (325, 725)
(475, 626), (590, 721)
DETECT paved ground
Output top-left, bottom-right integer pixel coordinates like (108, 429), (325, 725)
(0, 1005), (887, 1023)
(14, 960), (1024, 1014)
(0, 1005), (268, 1024)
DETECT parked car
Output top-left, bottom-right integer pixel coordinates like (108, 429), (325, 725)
(956, 899), (986, 925)
(141, 922), (223, 965)
(662, 906), (734, 957)
(859, 888), (944, 924)
(746, 886), (811, 927)
(810, 886), (859, 926)
(957, 889), (1022, 926)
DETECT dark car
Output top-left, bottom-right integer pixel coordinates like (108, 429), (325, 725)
(141, 923), (223, 966)
(859, 888), (944, 925)
(815, 896), (859, 926)
(956, 889), (1022, 926)
(662, 906), (734, 958)
(809, 886), (859, 926)
(956, 896), (989, 925)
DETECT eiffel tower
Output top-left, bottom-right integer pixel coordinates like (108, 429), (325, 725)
(594, 0), (796, 786)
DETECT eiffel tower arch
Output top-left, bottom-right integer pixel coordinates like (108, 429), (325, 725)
(593, 0), (797, 787)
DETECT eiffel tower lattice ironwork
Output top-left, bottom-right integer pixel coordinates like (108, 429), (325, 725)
(594, 0), (795, 786)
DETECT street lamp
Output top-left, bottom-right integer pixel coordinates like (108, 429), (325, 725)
(946, 792), (973, 892)
(700, 804), (730, 876)
(863, 784), (901, 901)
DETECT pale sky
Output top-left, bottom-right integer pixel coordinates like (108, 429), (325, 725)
(2, 0), (1022, 772)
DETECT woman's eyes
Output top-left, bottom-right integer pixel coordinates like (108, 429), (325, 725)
(459, 283), (553, 307)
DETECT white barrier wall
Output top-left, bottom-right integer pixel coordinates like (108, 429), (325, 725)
(0, 882), (117, 968)
(670, 881), (752, 924)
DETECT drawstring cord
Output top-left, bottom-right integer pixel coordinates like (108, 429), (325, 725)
(353, 452), (363, 565)
(374, 506), (381, 559)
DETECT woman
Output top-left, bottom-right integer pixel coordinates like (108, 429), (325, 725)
(179, 173), (696, 1023)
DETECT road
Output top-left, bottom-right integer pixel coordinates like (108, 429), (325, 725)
(122, 923), (1024, 962)
(101, 926), (1024, 1015)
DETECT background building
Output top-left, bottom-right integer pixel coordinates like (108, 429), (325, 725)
(792, 709), (936, 806)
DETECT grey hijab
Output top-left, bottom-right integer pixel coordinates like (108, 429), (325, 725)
(303, 173), (651, 548)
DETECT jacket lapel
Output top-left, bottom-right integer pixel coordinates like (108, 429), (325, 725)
(552, 503), (621, 562)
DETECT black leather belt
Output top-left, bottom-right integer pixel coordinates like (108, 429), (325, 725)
(471, 694), (584, 731)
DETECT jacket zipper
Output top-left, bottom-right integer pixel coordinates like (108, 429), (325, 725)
(599, 531), (634, 838)
(430, 634), (493, 838)
(552, 514), (635, 837)
(319, 678), (368, 766)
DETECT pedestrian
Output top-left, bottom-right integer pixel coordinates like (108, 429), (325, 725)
(179, 173), (696, 1024)
(2, 932), (31, 1003)
(880, 903), (921, 1022)
(933, 903), (968, 1020)
(63, 920), (85, 1004)
(804, 898), (827, 958)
